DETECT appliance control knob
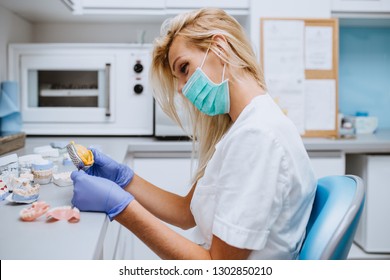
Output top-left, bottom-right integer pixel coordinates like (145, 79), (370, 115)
(134, 63), (143, 73)
(134, 84), (144, 94)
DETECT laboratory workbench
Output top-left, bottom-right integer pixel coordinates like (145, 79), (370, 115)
(0, 137), (132, 260)
(1, 131), (390, 260)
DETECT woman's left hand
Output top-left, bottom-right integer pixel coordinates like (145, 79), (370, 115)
(86, 148), (134, 188)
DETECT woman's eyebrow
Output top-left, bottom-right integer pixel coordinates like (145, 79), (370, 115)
(172, 56), (182, 74)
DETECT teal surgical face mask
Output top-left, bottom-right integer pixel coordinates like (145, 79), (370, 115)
(182, 47), (230, 116)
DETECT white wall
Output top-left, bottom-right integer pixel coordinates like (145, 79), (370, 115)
(0, 5), (32, 81)
(32, 22), (162, 44)
(31, 15), (249, 44)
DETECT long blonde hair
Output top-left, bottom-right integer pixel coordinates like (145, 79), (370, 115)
(151, 8), (266, 185)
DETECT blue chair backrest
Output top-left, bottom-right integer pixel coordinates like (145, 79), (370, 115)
(298, 175), (365, 260)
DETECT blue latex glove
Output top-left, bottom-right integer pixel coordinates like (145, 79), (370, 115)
(71, 170), (134, 221)
(86, 148), (134, 188)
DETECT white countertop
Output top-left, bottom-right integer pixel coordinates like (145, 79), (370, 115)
(0, 182), (108, 259)
(126, 130), (390, 154)
(12, 130), (390, 157)
(303, 130), (390, 153)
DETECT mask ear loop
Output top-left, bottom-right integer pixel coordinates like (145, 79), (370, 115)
(201, 45), (227, 82)
(200, 45), (211, 69)
(221, 63), (226, 82)
(214, 46), (226, 82)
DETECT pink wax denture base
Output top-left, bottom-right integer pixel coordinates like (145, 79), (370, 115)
(46, 206), (80, 223)
(20, 203), (80, 223)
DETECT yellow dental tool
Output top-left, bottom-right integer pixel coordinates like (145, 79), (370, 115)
(66, 141), (94, 171)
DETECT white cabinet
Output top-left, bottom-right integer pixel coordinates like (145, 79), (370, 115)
(118, 152), (196, 259)
(81, 0), (165, 9)
(103, 220), (123, 259)
(346, 154), (390, 253)
(308, 151), (346, 179)
(332, 0), (390, 13)
(65, 0), (249, 15)
(65, 0), (165, 14)
(165, 0), (249, 9)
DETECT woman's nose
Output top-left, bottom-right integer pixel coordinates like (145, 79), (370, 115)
(177, 80), (185, 94)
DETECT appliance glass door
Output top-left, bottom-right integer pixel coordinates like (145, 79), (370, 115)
(21, 55), (115, 123)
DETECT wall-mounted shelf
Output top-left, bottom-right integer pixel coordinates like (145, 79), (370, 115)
(331, 0), (390, 21)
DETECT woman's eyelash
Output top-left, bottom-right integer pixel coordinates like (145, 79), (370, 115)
(180, 63), (188, 74)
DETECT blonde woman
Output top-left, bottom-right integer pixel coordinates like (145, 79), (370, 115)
(71, 8), (317, 260)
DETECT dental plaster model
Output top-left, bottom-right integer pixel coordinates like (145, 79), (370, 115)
(0, 180), (9, 201)
(12, 181), (40, 203)
(46, 206), (80, 223)
(0, 153), (19, 178)
(20, 172), (34, 181)
(31, 160), (54, 185)
(32, 169), (53, 185)
(7, 175), (28, 191)
(50, 141), (68, 152)
(52, 172), (72, 187)
(18, 154), (44, 172)
(62, 153), (73, 167)
(33, 145), (60, 158)
(66, 141), (94, 171)
(20, 201), (50, 221)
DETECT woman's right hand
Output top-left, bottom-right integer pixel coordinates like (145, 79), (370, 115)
(71, 170), (134, 221)
(86, 148), (134, 188)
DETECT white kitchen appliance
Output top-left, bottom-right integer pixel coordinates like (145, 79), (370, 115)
(8, 44), (153, 135)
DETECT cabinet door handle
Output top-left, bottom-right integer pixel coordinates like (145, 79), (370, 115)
(105, 63), (111, 117)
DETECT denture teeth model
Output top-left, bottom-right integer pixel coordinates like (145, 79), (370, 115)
(0, 180), (9, 201)
(66, 141), (94, 171)
(7, 175), (28, 191)
(12, 181), (40, 203)
(20, 201), (50, 221)
(31, 160), (54, 185)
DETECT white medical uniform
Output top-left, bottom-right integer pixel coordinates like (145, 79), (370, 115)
(190, 93), (317, 259)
